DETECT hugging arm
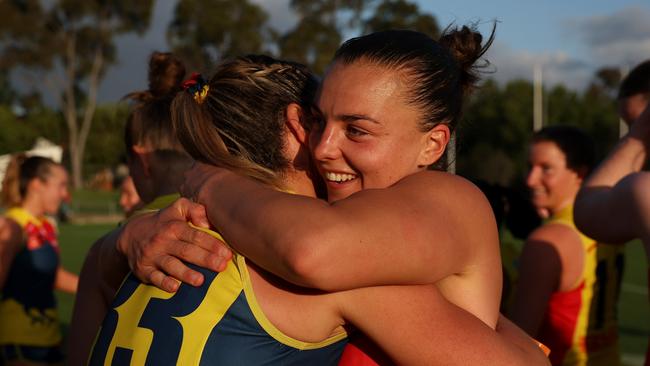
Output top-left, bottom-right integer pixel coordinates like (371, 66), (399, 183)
(181, 165), (497, 292)
(341, 285), (550, 365)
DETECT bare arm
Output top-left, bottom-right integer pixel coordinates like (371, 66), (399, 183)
(54, 267), (78, 294)
(183, 165), (497, 292)
(575, 103), (650, 242)
(510, 227), (562, 337)
(0, 218), (22, 289)
(341, 285), (550, 365)
(68, 232), (128, 366)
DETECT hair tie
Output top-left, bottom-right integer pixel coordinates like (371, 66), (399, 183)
(182, 72), (209, 104)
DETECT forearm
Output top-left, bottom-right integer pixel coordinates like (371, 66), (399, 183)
(55, 267), (79, 294)
(585, 136), (646, 188)
(198, 171), (457, 291)
(197, 170), (334, 288)
(344, 286), (549, 365)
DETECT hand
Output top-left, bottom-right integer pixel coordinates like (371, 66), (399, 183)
(181, 161), (230, 205)
(117, 197), (233, 292)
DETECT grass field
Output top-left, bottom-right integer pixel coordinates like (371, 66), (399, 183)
(55, 222), (649, 364)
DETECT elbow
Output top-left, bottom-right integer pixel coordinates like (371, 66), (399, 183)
(279, 228), (336, 290)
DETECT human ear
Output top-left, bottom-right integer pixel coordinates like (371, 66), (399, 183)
(285, 103), (308, 145)
(418, 124), (450, 167)
(131, 145), (152, 177)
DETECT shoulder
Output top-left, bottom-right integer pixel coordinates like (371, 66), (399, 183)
(397, 171), (496, 221)
(528, 222), (583, 250)
(396, 171), (490, 208)
(525, 223), (585, 277)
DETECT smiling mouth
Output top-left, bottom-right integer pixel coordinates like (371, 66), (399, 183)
(324, 171), (358, 183)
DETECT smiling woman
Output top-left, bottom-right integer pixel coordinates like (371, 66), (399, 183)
(511, 126), (624, 366)
(0, 155), (78, 366)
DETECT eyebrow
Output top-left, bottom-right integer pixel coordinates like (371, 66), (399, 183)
(338, 114), (380, 124)
(312, 105), (380, 124)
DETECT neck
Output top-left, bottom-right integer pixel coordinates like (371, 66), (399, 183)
(21, 196), (44, 217)
(549, 197), (574, 217)
(148, 157), (192, 202)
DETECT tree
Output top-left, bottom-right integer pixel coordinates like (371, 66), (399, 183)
(168, 0), (271, 72)
(363, 0), (440, 39)
(0, 0), (154, 188)
(279, 0), (372, 75)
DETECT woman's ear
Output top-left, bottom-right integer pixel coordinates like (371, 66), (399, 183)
(418, 124), (451, 167)
(131, 145), (152, 177)
(285, 103), (308, 145)
(575, 166), (589, 181)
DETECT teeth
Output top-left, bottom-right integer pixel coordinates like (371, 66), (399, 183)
(325, 172), (357, 182)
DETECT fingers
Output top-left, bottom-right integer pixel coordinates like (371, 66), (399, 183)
(170, 228), (232, 273)
(155, 255), (204, 287)
(165, 197), (210, 228)
(187, 203), (210, 228)
(146, 268), (180, 293)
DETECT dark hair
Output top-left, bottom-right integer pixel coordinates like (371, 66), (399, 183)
(618, 60), (650, 100)
(1, 154), (59, 207)
(333, 26), (494, 134)
(531, 126), (595, 174)
(124, 52), (188, 158)
(172, 55), (319, 188)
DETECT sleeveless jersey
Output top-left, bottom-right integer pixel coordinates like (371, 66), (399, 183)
(538, 205), (623, 366)
(89, 194), (348, 366)
(0, 207), (61, 347)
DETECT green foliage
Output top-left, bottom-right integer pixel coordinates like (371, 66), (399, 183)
(83, 103), (129, 176)
(458, 76), (620, 185)
(168, 0), (271, 72)
(278, 17), (342, 75)
(0, 105), (65, 155)
(0, 0), (155, 188)
(278, 0), (383, 75)
(363, 0), (440, 39)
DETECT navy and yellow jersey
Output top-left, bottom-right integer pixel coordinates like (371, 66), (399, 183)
(89, 194), (348, 366)
(0, 207), (61, 347)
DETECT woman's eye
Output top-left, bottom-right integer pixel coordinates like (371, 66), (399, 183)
(346, 125), (367, 137)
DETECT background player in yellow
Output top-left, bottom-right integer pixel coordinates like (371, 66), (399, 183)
(511, 126), (623, 366)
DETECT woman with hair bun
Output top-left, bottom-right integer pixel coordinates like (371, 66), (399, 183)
(0, 155), (77, 365)
(67, 51), (194, 365)
(117, 27), (550, 364)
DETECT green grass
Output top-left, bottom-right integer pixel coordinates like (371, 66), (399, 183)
(69, 188), (120, 215)
(56, 222), (117, 335)
(54, 223), (648, 363)
(618, 241), (649, 365)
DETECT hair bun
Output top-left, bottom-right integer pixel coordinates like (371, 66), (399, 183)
(439, 24), (494, 94)
(148, 51), (186, 98)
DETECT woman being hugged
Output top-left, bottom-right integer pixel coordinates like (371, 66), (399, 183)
(0, 155), (77, 365)
(67, 51), (195, 365)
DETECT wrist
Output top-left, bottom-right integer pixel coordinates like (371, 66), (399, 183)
(619, 135), (647, 164)
(195, 168), (235, 205)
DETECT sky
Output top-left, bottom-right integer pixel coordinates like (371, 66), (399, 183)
(94, 0), (650, 102)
